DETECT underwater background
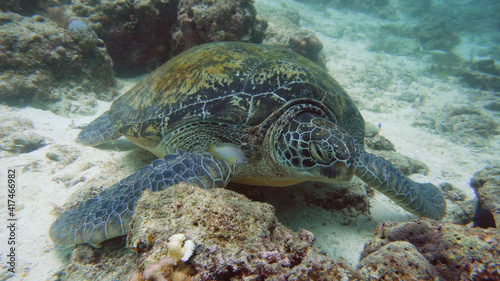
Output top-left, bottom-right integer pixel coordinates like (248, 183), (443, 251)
(0, 0), (499, 280)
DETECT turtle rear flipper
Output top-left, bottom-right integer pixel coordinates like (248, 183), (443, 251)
(49, 151), (234, 246)
(76, 111), (121, 146)
(355, 153), (446, 220)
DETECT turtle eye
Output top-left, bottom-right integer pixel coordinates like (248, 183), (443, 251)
(309, 141), (334, 165)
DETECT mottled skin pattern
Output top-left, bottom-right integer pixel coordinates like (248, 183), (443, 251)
(51, 42), (446, 246)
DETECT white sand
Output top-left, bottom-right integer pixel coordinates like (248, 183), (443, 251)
(1, 0), (499, 279)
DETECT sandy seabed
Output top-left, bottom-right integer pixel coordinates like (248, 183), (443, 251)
(1, 0), (499, 280)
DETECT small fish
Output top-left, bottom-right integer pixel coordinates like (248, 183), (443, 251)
(206, 143), (247, 164)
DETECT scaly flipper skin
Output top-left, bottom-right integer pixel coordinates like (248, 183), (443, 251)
(76, 111), (121, 146)
(49, 151), (234, 246)
(354, 153), (446, 220)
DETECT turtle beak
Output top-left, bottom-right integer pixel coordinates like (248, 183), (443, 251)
(316, 161), (355, 182)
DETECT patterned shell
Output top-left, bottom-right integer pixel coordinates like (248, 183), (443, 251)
(108, 42), (365, 149)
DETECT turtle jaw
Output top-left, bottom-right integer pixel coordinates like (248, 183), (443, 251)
(310, 161), (355, 183)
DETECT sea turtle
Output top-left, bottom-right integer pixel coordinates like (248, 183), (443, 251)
(50, 42), (446, 246)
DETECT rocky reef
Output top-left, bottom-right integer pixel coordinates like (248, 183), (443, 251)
(60, 183), (358, 280)
(255, 3), (325, 67)
(359, 219), (500, 280)
(0, 12), (116, 113)
(173, 0), (267, 56)
(56, 180), (500, 280)
(0, 0), (333, 114)
(66, 0), (266, 77)
(471, 166), (500, 227)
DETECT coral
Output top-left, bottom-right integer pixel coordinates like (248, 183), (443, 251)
(440, 182), (475, 225)
(257, 6), (325, 68)
(441, 182), (467, 203)
(141, 256), (194, 281)
(470, 166), (500, 227)
(471, 261), (500, 281)
(57, 183), (498, 280)
(0, 0), (69, 16)
(357, 241), (437, 280)
(165, 234), (195, 263)
(71, 0), (178, 77)
(470, 59), (500, 76)
(360, 219), (500, 280)
(365, 135), (396, 151)
(288, 30), (324, 67)
(459, 69), (500, 92)
(64, 183), (354, 280)
(0, 11), (116, 111)
(447, 198), (475, 225)
(173, 0), (266, 55)
(228, 179), (370, 220)
(67, 19), (99, 53)
(70, 0), (265, 77)
(63, 243), (139, 280)
(418, 104), (500, 147)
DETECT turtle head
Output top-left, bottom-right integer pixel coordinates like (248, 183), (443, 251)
(275, 113), (358, 182)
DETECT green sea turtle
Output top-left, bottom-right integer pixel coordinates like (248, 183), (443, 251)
(50, 42), (446, 246)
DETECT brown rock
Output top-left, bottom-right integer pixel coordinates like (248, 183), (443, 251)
(129, 183), (356, 280)
(471, 166), (500, 226)
(62, 183), (357, 280)
(358, 241), (437, 280)
(365, 135), (396, 151)
(173, 0), (266, 55)
(256, 5), (326, 68)
(360, 219), (500, 280)
(0, 12), (116, 109)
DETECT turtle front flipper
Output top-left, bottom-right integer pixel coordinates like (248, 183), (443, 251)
(49, 151), (234, 246)
(354, 153), (446, 220)
(76, 111), (122, 146)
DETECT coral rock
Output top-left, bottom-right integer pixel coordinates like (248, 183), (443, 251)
(357, 241), (437, 280)
(127, 183), (357, 280)
(0, 11), (116, 110)
(173, 0), (265, 55)
(256, 4), (325, 68)
(360, 219), (500, 280)
(471, 166), (500, 227)
(59, 183), (359, 280)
